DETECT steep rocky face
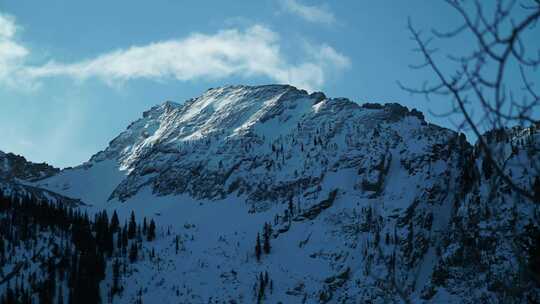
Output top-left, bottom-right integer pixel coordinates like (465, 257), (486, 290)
(0, 150), (59, 182)
(418, 127), (540, 303)
(31, 85), (539, 303)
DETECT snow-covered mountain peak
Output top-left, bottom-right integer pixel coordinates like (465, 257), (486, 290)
(25, 84), (540, 303)
(142, 100), (182, 118)
(100, 85), (426, 166)
(89, 85), (327, 168)
(39, 84), (449, 208)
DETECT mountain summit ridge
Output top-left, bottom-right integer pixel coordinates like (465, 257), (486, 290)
(88, 84), (426, 171)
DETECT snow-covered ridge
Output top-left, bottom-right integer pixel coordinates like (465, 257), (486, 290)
(90, 85), (323, 168)
(88, 85), (427, 170)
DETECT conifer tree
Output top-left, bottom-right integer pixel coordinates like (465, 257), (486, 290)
(112, 259), (121, 295)
(143, 217), (148, 236)
(482, 157), (493, 180)
(257, 273), (265, 303)
(129, 243), (138, 263)
(263, 223), (272, 254)
(110, 211), (120, 232)
(147, 219), (156, 241)
(128, 211), (137, 239)
(534, 176), (540, 204)
(255, 233), (262, 261)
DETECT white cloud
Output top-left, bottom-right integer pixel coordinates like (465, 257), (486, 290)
(0, 13), (17, 37)
(1, 12), (349, 92)
(0, 13), (30, 88)
(280, 0), (336, 25)
(309, 44), (350, 69)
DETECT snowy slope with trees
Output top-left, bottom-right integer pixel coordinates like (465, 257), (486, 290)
(1, 84), (539, 303)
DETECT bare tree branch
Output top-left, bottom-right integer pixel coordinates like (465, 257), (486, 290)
(401, 0), (540, 200)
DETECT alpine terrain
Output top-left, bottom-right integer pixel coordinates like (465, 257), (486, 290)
(1, 84), (539, 303)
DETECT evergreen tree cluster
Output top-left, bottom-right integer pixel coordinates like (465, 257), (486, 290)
(0, 190), (157, 304)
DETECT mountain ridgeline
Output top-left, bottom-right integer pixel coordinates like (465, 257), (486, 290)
(0, 151), (59, 182)
(1, 84), (539, 303)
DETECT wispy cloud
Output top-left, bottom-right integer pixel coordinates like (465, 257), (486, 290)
(1, 12), (349, 92)
(0, 13), (30, 88)
(280, 0), (336, 25)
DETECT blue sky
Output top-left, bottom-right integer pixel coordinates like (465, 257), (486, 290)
(0, 1), (502, 167)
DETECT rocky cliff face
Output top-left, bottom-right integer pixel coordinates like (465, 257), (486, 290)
(27, 85), (539, 303)
(0, 151), (59, 182)
(0, 151), (78, 206)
